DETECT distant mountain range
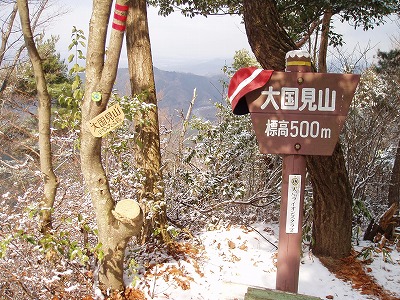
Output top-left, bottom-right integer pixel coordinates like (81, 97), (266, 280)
(115, 67), (228, 122)
(153, 58), (233, 76)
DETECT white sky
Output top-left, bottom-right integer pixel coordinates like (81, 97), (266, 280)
(47, 0), (399, 70)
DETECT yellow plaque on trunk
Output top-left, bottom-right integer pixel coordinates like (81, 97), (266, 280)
(88, 103), (124, 137)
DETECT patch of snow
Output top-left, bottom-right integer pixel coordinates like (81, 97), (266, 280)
(54, 269), (73, 276)
(94, 286), (105, 300)
(65, 284), (79, 292)
(132, 223), (400, 299)
(43, 275), (60, 284)
(299, 256), (371, 299)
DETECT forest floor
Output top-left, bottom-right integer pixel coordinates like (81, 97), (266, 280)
(107, 223), (400, 300)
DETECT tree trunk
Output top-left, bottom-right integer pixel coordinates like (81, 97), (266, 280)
(17, 0), (59, 233)
(388, 139), (400, 208)
(307, 144), (353, 258)
(310, 9), (353, 258)
(242, 0), (353, 259)
(0, 2), (18, 66)
(80, 0), (143, 290)
(242, 0), (297, 71)
(126, 0), (171, 244)
(317, 9), (332, 73)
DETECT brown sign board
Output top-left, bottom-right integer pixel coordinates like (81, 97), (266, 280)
(245, 71), (360, 156)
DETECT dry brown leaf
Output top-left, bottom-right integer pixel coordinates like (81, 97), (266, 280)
(124, 288), (146, 300)
(228, 240), (236, 249)
(193, 259), (204, 277)
(239, 242), (248, 251)
(175, 277), (190, 290)
(320, 255), (399, 300)
(231, 254), (241, 262)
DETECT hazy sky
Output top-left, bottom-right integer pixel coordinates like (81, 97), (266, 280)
(47, 1), (399, 71)
(48, 1), (249, 69)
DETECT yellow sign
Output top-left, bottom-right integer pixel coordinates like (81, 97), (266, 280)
(88, 103), (125, 137)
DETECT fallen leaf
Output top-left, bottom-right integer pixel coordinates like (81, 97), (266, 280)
(228, 240), (236, 249)
(231, 254), (241, 262)
(175, 277), (190, 290)
(239, 242), (248, 251)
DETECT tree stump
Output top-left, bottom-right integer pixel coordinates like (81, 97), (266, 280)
(112, 199), (143, 228)
(364, 203), (399, 241)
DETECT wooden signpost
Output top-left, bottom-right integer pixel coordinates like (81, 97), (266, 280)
(228, 50), (360, 295)
(246, 71), (360, 156)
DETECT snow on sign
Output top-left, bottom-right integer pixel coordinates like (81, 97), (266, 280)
(228, 68), (360, 156)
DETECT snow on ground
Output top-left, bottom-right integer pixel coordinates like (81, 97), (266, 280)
(354, 240), (400, 299)
(135, 223), (400, 300)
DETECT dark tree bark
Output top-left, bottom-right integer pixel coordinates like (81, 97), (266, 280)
(317, 9), (332, 73)
(242, 0), (353, 258)
(126, 0), (171, 244)
(242, 0), (296, 71)
(311, 7), (352, 257)
(388, 139), (400, 208)
(307, 144), (353, 258)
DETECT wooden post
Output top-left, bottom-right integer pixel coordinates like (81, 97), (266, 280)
(229, 48), (360, 298)
(276, 50), (312, 293)
(276, 155), (306, 293)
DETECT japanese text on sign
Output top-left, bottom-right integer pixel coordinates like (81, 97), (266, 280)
(265, 120), (332, 139)
(261, 87), (336, 112)
(88, 103), (125, 137)
(286, 175), (301, 234)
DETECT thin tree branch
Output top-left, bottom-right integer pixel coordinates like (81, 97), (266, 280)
(245, 224), (278, 249)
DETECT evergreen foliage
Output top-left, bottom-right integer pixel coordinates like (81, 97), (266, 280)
(16, 35), (71, 98)
(149, 0), (399, 44)
(375, 48), (400, 75)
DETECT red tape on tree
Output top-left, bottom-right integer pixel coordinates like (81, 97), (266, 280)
(115, 3), (129, 11)
(112, 23), (126, 31)
(112, 3), (129, 32)
(114, 12), (127, 22)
